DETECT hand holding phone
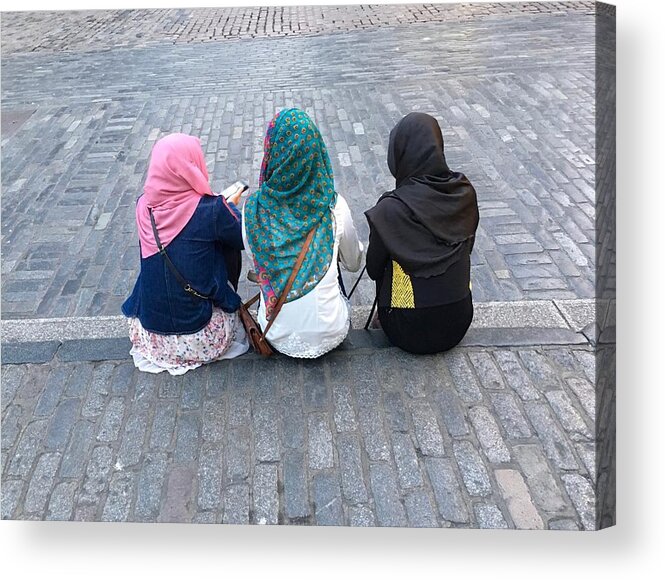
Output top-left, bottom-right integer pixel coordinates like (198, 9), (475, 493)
(219, 180), (249, 202)
(227, 191), (243, 206)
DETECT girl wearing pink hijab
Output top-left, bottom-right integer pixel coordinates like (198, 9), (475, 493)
(122, 133), (249, 375)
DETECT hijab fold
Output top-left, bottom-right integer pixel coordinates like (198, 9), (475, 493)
(136, 133), (212, 259)
(365, 112), (479, 278)
(244, 108), (337, 317)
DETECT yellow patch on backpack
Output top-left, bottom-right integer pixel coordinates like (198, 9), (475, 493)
(391, 261), (415, 309)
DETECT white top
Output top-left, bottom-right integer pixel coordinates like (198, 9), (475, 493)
(242, 195), (364, 358)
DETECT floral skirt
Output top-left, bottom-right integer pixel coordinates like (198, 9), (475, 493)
(128, 307), (249, 375)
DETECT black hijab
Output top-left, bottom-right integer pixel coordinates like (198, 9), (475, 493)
(365, 112), (479, 278)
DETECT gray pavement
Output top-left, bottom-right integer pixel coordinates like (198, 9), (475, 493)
(1, 3), (595, 55)
(1, 324), (597, 529)
(1, 3), (606, 529)
(1, 3), (596, 319)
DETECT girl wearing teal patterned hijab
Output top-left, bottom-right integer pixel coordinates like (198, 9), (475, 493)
(244, 108), (337, 318)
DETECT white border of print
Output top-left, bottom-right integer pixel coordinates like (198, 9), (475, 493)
(1, 1), (663, 579)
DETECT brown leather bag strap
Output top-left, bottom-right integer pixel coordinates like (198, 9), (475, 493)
(263, 227), (316, 337)
(244, 292), (260, 309)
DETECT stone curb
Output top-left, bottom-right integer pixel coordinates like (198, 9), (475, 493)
(0, 341), (60, 365)
(1, 299), (595, 365)
(0, 326), (592, 365)
(1, 299), (595, 344)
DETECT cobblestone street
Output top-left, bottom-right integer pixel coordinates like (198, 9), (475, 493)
(1, 3), (605, 529)
(1, 3), (595, 55)
(1, 325), (599, 529)
(1, 2), (597, 318)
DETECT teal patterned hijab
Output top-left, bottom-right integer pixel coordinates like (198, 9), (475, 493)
(244, 108), (337, 317)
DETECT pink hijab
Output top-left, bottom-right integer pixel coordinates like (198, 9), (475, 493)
(136, 133), (213, 258)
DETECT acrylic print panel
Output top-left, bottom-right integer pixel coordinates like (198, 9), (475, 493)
(0, 2), (615, 529)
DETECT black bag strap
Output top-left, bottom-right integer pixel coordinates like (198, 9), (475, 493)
(149, 208), (211, 301)
(364, 296), (378, 330)
(346, 265), (365, 299)
(344, 265), (375, 329)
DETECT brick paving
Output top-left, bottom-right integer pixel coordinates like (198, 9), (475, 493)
(1, 3), (595, 55)
(1, 5), (596, 319)
(0, 3), (607, 528)
(0, 341), (597, 529)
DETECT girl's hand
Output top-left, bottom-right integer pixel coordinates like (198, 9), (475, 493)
(227, 190), (243, 206)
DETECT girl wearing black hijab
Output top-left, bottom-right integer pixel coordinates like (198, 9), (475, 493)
(364, 112), (479, 354)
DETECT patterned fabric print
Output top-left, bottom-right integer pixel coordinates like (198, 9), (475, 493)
(256, 264), (278, 314)
(128, 307), (239, 371)
(391, 260), (415, 309)
(244, 108), (337, 318)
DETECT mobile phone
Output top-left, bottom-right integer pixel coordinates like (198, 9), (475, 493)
(219, 180), (249, 199)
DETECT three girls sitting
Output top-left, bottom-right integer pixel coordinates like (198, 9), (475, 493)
(123, 109), (478, 374)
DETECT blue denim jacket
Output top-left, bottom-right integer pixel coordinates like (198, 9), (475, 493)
(122, 195), (243, 335)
